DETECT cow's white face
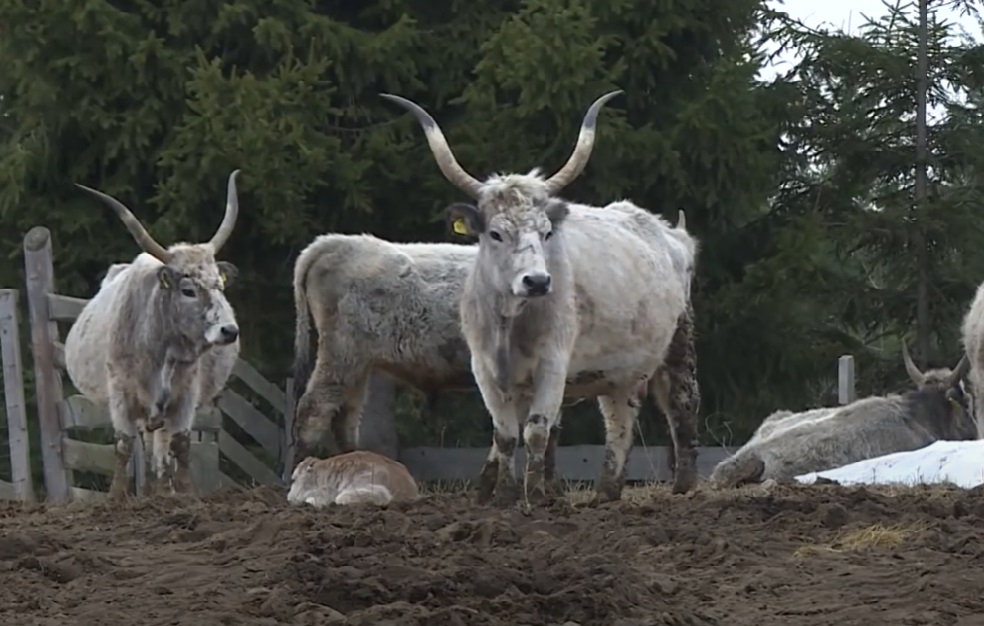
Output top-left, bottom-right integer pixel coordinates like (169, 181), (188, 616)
(447, 199), (569, 302)
(157, 252), (240, 352)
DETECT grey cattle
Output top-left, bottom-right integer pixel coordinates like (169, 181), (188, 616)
(290, 209), (698, 476)
(382, 90), (695, 505)
(64, 171), (243, 500)
(708, 342), (974, 488)
(290, 234), (478, 461)
(960, 282), (984, 437)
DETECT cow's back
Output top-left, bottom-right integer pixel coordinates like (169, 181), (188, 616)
(301, 234), (475, 390)
(559, 207), (687, 395)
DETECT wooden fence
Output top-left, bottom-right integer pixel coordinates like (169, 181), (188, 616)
(0, 226), (868, 502)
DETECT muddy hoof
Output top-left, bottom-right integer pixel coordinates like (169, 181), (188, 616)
(672, 469), (697, 494)
(492, 483), (520, 508)
(544, 478), (567, 498)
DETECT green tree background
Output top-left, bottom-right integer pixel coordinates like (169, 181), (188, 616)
(0, 0), (982, 492)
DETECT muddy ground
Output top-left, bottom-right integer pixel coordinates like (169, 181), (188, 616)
(1, 482), (984, 626)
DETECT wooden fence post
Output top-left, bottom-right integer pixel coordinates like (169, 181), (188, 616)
(360, 371), (398, 460)
(0, 289), (36, 502)
(838, 355), (856, 406)
(281, 376), (295, 483)
(23, 227), (71, 504)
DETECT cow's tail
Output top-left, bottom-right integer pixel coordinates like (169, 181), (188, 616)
(706, 450), (765, 489)
(291, 243), (322, 416)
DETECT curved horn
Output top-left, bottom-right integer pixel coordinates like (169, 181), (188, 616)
(380, 94), (483, 199)
(947, 353), (971, 387)
(208, 169), (241, 253)
(544, 90), (624, 194)
(76, 184), (171, 263)
(901, 340), (926, 386)
(677, 209), (687, 230)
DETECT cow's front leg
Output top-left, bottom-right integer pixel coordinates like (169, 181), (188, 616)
(593, 386), (642, 503)
(525, 362), (567, 506)
(107, 382), (135, 501)
(543, 413), (565, 498)
(164, 400), (197, 495)
(473, 366), (521, 507)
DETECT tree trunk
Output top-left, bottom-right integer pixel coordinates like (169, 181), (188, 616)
(915, 0), (930, 368)
(357, 371), (399, 460)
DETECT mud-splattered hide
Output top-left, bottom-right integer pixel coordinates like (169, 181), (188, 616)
(708, 340), (974, 488)
(382, 90), (695, 504)
(63, 170), (243, 500)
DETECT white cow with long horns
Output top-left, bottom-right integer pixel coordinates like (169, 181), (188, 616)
(382, 91), (697, 506)
(64, 171), (243, 500)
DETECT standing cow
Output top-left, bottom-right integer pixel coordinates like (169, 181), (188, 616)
(64, 171), (243, 500)
(382, 90), (695, 505)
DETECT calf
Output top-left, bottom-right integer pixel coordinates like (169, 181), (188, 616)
(287, 451), (420, 506)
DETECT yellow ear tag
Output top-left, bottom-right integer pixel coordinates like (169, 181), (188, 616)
(219, 273), (226, 289)
(159, 272), (171, 289)
(948, 397), (962, 410)
(452, 218), (469, 236)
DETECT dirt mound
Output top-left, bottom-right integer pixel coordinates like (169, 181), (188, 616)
(2, 482), (984, 625)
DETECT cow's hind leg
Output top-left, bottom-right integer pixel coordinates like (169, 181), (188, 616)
(332, 370), (370, 456)
(294, 365), (369, 463)
(593, 387), (641, 504)
(651, 307), (700, 494)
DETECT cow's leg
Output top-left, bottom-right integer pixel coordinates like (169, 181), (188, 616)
(651, 308), (700, 494)
(593, 387), (641, 504)
(134, 420), (157, 496)
(151, 427), (174, 492)
(524, 361), (567, 506)
(162, 400), (197, 495)
(107, 381), (134, 501)
(543, 410), (565, 497)
(472, 366), (521, 507)
(294, 364), (369, 463)
(332, 370), (370, 454)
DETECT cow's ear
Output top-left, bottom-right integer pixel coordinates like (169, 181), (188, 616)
(544, 199), (569, 226)
(216, 261), (238, 289)
(446, 203), (484, 237)
(157, 266), (179, 290)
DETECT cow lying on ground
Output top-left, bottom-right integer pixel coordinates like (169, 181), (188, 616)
(382, 90), (697, 505)
(708, 342), (974, 487)
(64, 171), (243, 500)
(287, 451), (420, 506)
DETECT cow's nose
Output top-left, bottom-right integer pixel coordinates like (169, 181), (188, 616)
(219, 325), (239, 343)
(521, 274), (552, 296)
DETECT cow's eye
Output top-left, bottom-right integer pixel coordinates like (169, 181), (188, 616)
(489, 231), (503, 242)
(544, 230), (553, 240)
(181, 288), (196, 298)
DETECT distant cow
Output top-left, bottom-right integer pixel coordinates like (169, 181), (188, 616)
(382, 90), (696, 506)
(64, 171), (243, 500)
(708, 342), (974, 488)
(287, 451), (420, 506)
